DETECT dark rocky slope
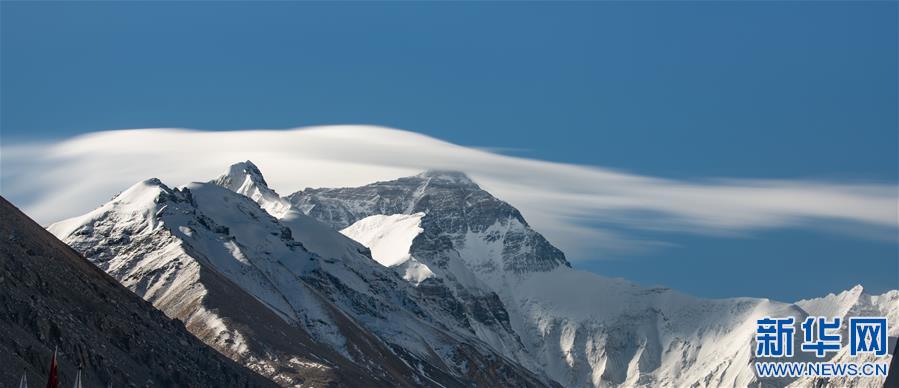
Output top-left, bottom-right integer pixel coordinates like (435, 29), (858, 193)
(0, 196), (277, 388)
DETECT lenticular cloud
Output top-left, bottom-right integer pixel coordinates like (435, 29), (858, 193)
(2, 125), (896, 259)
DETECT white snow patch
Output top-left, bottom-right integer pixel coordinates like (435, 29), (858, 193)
(340, 213), (435, 284)
(340, 212), (421, 266)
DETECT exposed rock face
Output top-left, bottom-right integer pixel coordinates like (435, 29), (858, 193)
(288, 170), (569, 275)
(886, 345), (899, 387)
(0, 196), (276, 388)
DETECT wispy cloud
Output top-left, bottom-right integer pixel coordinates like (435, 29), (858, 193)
(2, 126), (896, 260)
(468, 146), (533, 155)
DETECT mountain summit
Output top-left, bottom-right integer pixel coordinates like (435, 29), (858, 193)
(211, 160), (291, 217)
(415, 170), (478, 186)
(287, 169), (569, 275)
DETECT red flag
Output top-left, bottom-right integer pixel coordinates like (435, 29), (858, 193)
(45, 347), (58, 388)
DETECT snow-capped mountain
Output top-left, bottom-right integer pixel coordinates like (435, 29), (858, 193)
(48, 162), (551, 387)
(215, 163), (547, 376)
(48, 162), (896, 387)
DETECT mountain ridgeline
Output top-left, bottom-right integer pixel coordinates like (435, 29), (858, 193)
(45, 161), (897, 387)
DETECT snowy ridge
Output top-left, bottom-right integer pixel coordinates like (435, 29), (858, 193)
(49, 179), (341, 384)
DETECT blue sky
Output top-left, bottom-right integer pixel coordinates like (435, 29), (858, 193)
(1, 2), (896, 301)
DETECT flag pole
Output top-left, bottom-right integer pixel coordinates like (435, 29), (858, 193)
(72, 345), (84, 388)
(45, 346), (59, 388)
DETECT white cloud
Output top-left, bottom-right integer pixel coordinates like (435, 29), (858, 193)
(2, 125), (896, 260)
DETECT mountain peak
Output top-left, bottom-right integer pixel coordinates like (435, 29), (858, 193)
(116, 178), (174, 203)
(143, 177), (165, 186)
(211, 161), (291, 217)
(416, 170), (476, 186)
(215, 160), (268, 190)
(288, 169), (570, 275)
(211, 160), (276, 195)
